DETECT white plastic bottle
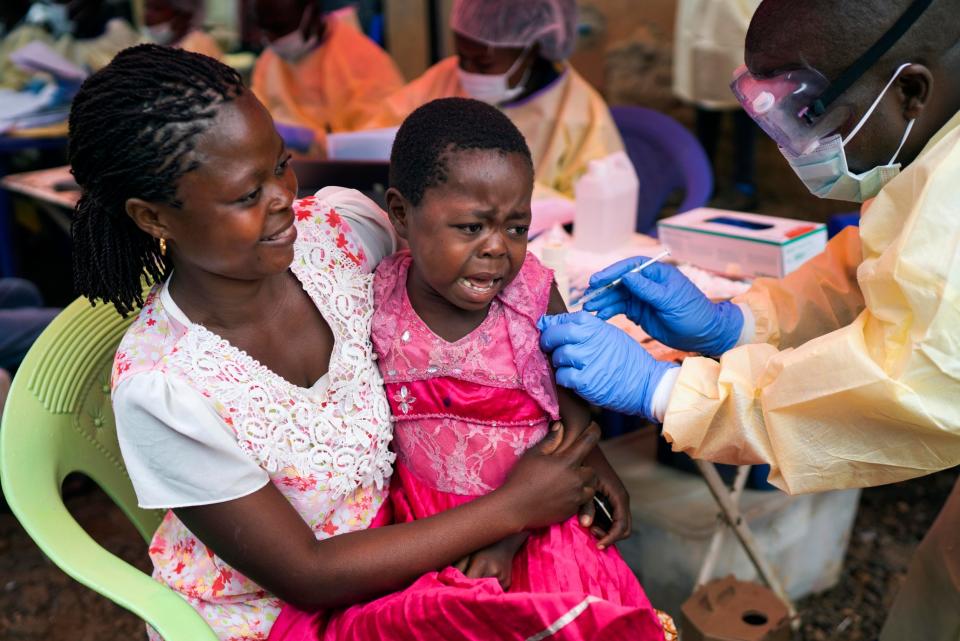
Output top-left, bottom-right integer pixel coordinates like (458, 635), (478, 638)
(572, 151), (639, 253)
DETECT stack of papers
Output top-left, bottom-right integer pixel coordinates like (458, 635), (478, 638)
(0, 85), (68, 133)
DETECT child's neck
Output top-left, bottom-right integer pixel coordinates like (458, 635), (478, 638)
(405, 270), (491, 344)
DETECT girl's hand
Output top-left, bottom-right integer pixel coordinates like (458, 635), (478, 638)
(582, 448), (632, 550)
(500, 423), (600, 531)
(453, 533), (528, 590)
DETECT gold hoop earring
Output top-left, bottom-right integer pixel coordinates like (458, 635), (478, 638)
(159, 238), (167, 256)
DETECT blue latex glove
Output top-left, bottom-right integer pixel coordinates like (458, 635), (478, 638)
(582, 257), (744, 357)
(538, 312), (677, 420)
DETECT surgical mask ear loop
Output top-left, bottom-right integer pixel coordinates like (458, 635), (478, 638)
(503, 45), (534, 89)
(842, 62), (913, 146)
(887, 118), (915, 164)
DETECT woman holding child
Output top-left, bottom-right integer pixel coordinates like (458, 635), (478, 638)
(70, 45), (670, 640)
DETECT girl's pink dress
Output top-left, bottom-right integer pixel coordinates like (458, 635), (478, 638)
(268, 252), (666, 641)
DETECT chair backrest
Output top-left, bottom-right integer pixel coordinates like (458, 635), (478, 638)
(610, 106), (713, 234)
(0, 296), (218, 641)
(827, 212), (860, 238)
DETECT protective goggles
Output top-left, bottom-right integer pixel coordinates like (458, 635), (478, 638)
(730, 0), (932, 156)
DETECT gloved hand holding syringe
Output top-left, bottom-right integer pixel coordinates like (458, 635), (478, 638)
(576, 251), (672, 308)
(538, 247), (744, 420)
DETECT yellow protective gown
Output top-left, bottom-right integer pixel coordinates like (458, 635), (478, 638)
(673, 0), (762, 109)
(663, 110), (960, 496)
(363, 56), (624, 199)
(251, 19), (404, 149)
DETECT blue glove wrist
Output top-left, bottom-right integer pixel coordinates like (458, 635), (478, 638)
(635, 358), (676, 421)
(700, 300), (745, 357)
(539, 312), (676, 420)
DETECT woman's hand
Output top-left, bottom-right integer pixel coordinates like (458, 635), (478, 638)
(500, 422), (600, 531)
(453, 533), (528, 590)
(582, 448), (632, 550)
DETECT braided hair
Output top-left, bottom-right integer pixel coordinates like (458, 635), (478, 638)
(69, 44), (244, 316)
(389, 97), (533, 206)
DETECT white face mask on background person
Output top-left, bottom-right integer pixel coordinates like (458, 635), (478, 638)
(457, 46), (533, 105)
(268, 8), (320, 62)
(143, 21), (177, 45)
(781, 63), (916, 203)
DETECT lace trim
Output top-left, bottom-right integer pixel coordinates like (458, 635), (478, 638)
(392, 411), (549, 428)
(380, 367), (522, 388)
(118, 200), (396, 500)
(394, 418), (547, 496)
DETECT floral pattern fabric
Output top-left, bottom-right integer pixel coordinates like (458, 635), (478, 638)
(112, 195), (394, 641)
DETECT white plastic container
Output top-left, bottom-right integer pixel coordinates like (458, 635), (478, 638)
(573, 151), (639, 253)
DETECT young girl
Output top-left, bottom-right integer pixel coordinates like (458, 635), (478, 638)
(270, 99), (673, 639)
(69, 45), (604, 641)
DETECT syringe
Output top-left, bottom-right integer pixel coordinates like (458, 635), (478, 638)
(577, 250), (671, 308)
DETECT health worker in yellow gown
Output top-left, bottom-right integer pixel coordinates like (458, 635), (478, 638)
(364, 0), (623, 201)
(251, 0), (404, 154)
(540, 1), (960, 639)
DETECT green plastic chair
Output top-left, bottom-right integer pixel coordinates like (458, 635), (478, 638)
(0, 296), (219, 641)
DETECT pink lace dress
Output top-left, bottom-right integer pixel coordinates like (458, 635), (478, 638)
(268, 251), (666, 640)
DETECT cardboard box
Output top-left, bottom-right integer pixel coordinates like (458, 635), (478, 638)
(657, 208), (827, 278)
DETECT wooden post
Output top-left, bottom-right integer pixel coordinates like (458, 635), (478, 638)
(384, 0), (431, 81)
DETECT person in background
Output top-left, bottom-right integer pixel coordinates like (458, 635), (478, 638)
(0, 0), (138, 84)
(250, 0), (404, 156)
(673, 0), (762, 211)
(143, 0), (221, 59)
(0, 1), (59, 88)
(539, 0), (960, 638)
(56, 0), (140, 72)
(0, 278), (59, 373)
(364, 0), (623, 202)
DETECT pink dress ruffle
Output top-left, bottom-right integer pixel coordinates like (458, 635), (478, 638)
(268, 252), (665, 641)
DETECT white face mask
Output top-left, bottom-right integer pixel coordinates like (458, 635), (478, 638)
(457, 47), (532, 105)
(268, 9), (320, 62)
(781, 63), (915, 203)
(144, 21), (176, 46)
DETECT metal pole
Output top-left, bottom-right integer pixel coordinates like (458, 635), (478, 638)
(695, 464), (750, 588)
(695, 460), (798, 622)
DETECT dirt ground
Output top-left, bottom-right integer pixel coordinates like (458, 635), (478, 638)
(0, 467), (957, 641)
(796, 467), (960, 641)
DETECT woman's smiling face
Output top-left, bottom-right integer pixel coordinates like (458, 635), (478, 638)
(137, 90), (300, 282)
